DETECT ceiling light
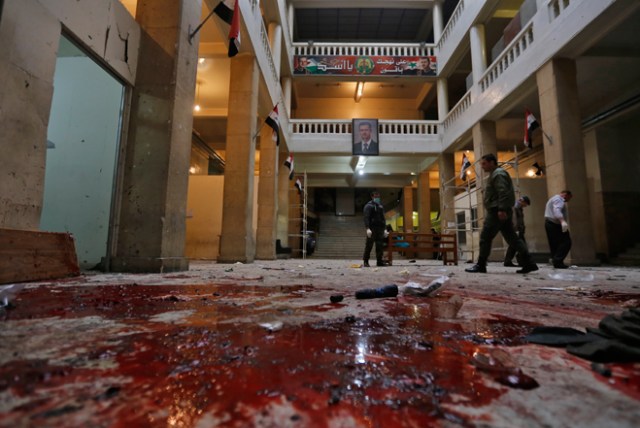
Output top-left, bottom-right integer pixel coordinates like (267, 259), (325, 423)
(194, 81), (201, 112)
(359, 170), (365, 175)
(198, 57), (205, 64)
(355, 82), (364, 102)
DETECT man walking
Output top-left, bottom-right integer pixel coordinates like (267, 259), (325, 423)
(504, 195), (531, 267)
(465, 154), (538, 274)
(363, 191), (387, 267)
(544, 190), (573, 269)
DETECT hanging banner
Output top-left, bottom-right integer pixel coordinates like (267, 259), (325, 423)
(293, 55), (437, 76)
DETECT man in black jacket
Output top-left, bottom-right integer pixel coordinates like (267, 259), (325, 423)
(363, 191), (387, 267)
(504, 195), (531, 267)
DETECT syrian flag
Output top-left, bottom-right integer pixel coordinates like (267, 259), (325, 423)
(295, 178), (303, 194)
(265, 105), (280, 145)
(524, 109), (539, 149)
(460, 153), (471, 180)
(284, 153), (294, 180)
(228, 1), (241, 57)
(213, 0), (235, 25)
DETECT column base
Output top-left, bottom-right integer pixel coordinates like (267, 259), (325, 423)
(108, 256), (189, 273)
(217, 255), (255, 264)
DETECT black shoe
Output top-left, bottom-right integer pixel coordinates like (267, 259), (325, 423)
(504, 261), (517, 267)
(517, 263), (539, 274)
(465, 264), (487, 273)
(376, 261), (388, 267)
(553, 263), (569, 269)
(363, 261), (370, 267)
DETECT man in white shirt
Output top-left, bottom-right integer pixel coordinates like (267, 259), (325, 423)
(544, 190), (573, 269)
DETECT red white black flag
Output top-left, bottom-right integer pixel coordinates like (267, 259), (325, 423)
(228, 1), (241, 57)
(265, 105), (280, 145)
(284, 153), (294, 180)
(524, 109), (539, 149)
(213, 0), (235, 25)
(295, 178), (303, 194)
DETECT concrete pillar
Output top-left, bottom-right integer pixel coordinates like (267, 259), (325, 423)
(276, 147), (290, 244)
(288, 3), (295, 41)
(268, 22), (282, 77)
(437, 78), (449, 121)
(433, 0), (444, 42)
(536, 58), (597, 264)
(111, 0), (201, 273)
(403, 186), (414, 233)
(439, 154), (456, 234)
(218, 54), (260, 263)
(472, 121), (497, 194)
(256, 126), (279, 259)
(282, 77), (292, 117)
(418, 171), (433, 258)
(470, 24), (487, 86)
(0, 0), (59, 229)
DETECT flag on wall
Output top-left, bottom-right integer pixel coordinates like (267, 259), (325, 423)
(228, 1), (241, 57)
(460, 153), (471, 180)
(295, 178), (303, 194)
(213, 0), (235, 25)
(524, 109), (539, 149)
(265, 105), (280, 145)
(284, 153), (294, 179)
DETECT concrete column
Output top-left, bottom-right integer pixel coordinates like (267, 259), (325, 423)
(111, 0), (201, 273)
(472, 121), (497, 194)
(256, 126), (279, 259)
(282, 77), (292, 117)
(0, 0), (59, 229)
(288, 3), (295, 41)
(276, 147), (290, 245)
(470, 24), (487, 86)
(433, 0), (444, 41)
(403, 186), (414, 233)
(268, 22), (282, 77)
(218, 54), (260, 263)
(439, 154), (456, 234)
(418, 172), (432, 234)
(437, 78), (449, 121)
(536, 58), (597, 264)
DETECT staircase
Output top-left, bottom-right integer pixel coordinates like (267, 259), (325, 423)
(610, 243), (640, 266)
(310, 213), (366, 260)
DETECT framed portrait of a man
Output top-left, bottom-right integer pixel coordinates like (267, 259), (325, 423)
(352, 119), (379, 156)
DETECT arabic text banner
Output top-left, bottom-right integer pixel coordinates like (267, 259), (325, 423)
(294, 55), (437, 76)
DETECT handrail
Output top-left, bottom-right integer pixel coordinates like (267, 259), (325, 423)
(292, 42), (435, 57)
(436, 0), (465, 50)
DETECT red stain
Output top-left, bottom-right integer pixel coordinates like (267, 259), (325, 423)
(0, 284), (545, 426)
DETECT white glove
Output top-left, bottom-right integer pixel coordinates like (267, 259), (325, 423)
(561, 220), (569, 233)
(384, 230), (389, 238)
(366, 228), (372, 238)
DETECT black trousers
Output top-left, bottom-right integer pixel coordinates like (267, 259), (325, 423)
(504, 230), (525, 263)
(478, 210), (532, 266)
(545, 220), (572, 264)
(364, 227), (385, 263)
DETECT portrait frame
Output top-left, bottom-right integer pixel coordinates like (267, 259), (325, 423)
(352, 119), (379, 156)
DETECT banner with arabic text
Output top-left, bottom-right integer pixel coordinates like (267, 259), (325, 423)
(293, 55), (437, 76)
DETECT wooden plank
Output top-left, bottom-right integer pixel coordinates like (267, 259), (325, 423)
(385, 232), (458, 266)
(0, 228), (80, 284)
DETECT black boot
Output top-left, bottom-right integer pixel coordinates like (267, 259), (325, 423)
(517, 263), (539, 274)
(363, 261), (370, 267)
(465, 264), (487, 273)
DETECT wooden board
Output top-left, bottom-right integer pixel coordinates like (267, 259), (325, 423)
(0, 228), (80, 284)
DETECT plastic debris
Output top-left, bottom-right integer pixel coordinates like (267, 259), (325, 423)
(355, 284), (398, 299)
(0, 284), (26, 308)
(259, 321), (283, 332)
(350, 264), (362, 268)
(402, 276), (449, 297)
(548, 272), (594, 282)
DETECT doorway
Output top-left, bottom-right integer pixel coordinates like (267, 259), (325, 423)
(40, 34), (125, 269)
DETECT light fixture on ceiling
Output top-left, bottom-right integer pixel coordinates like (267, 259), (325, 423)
(194, 81), (201, 112)
(198, 57), (205, 64)
(358, 170), (365, 176)
(355, 81), (365, 102)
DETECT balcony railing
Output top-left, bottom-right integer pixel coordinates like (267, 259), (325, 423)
(548, 0), (574, 21)
(443, 90), (471, 130)
(291, 119), (438, 136)
(292, 43), (435, 58)
(436, 0), (465, 50)
(479, 22), (534, 93)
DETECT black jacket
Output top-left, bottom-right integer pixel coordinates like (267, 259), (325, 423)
(363, 200), (386, 229)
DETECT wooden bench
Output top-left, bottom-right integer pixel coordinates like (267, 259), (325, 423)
(385, 232), (458, 266)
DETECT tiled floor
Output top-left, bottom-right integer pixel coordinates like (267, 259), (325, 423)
(1, 259), (638, 427)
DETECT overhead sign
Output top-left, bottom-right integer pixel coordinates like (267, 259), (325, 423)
(294, 55), (437, 76)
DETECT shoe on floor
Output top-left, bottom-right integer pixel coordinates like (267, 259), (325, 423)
(465, 264), (487, 273)
(517, 263), (539, 274)
(504, 261), (517, 267)
(553, 262), (569, 269)
(363, 261), (370, 267)
(376, 261), (388, 267)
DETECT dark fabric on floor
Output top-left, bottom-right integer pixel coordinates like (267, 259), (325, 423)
(524, 308), (640, 363)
